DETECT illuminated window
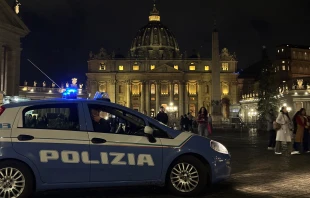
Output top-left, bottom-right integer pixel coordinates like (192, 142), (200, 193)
(133, 65), (139, 71)
(277, 50), (279, 53)
(282, 61), (285, 63)
(151, 84), (155, 94)
(282, 65), (286, 70)
(119, 65), (124, 70)
(189, 83), (197, 94)
(174, 65), (178, 70)
(222, 63), (229, 71)
(282, 49), (284, 52)
(189, 66), (196, 71)
(132, 84), (140, 95)
(150, 65), (155, 70)
(174, 84), (179, 95)
(288, 66), (290, 71)
(99, 63), (106, 70)
(205, 66), (210, 71)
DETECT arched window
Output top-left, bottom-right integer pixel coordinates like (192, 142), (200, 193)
(151, 84), (155, 94)
(174, 84), (179, 95)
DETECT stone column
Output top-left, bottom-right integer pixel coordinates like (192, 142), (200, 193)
(178, 81), (184, 116)
(109, 80), (116, 103)
(155, 81), (160, 113)
(198, 80), (204, 109)
(126, 80), (131, 108)
(115, 81), (120, 103)
(169, 81), (173, 103)
(140, 81), (145, 113)
(145, 81), (151, 116)
(184, 82), (189, 114)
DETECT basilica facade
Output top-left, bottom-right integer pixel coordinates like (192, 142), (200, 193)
(87, 3), (239, 118)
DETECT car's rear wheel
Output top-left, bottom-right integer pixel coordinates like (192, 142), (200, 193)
(0, 160), (34, 198)
(167, 155), (208, 196)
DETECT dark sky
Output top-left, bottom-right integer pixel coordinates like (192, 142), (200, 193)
(7, 0), (310, 85)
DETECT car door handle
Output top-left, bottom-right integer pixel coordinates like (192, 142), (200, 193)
(17, 135), (34, 141)
(91, 138), (106, 144)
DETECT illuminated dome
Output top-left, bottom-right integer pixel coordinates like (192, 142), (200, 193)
(130, 3), (180, 59)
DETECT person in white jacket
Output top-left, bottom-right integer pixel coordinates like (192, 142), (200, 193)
(275, 106), (298, 155)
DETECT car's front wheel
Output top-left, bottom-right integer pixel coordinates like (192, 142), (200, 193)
(167, 155), (209, 196)
(0, 160), (34, 198)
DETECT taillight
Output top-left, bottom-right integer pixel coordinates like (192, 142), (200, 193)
(0, 106), (6, 116)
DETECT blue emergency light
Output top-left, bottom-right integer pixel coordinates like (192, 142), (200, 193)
(62, 88), (78, 99)
(93, 91), (111, 102)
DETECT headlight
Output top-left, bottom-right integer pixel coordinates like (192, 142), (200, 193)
(210, 140), (229, 154)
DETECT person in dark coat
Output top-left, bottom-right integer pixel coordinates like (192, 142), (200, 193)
(156, 106), (169, 125)
(183, 114), (189, 131)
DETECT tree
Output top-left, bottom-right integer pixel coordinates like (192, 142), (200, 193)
(257, 62), (280, 126)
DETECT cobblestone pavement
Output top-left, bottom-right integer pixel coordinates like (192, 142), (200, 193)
(34, 129), (310, 198)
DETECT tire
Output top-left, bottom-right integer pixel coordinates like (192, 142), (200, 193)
(166, 155), (209, 197)
(0, 160), (34, 198)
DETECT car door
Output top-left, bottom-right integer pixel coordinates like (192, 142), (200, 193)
(11, 102), (90, 184)
(84, 102), (163, 182)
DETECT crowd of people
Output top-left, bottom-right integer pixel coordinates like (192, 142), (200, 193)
(266, 106), (310, 155)
(155, 106), (212, 137)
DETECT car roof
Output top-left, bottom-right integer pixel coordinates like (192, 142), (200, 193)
(2, 99), (110, 108)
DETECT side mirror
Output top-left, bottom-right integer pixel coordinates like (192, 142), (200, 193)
(144, 126), (153, 135)
(144, 126), (156, 143)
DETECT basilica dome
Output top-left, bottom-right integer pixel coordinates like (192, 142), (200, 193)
(130, 3), (180, 59)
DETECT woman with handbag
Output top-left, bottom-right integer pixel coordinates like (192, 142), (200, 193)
(274, 106), (296, 155)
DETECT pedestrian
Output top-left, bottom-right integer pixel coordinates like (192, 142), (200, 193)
(183, 114), (189, 131)
(187, 112), (193, 131)
(304, 116), (310, 153)
(294, 108), (307, 153)
(274, 106), (296, 155)
(156, 106), (168, 125)
(266, 109), (276, 150)
(292, 110), (300, 151)
(197, 107), (209, 137)
(180, 115), (184, 131)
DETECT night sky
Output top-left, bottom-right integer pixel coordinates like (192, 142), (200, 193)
(6, 0), (310, 85)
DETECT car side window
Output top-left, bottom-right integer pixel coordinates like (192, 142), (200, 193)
(88, 104), (145, 136)
(22, 103), (80, 131)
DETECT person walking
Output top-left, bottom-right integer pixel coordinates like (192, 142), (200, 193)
(294, 108), (307, 153)
(274, 106), (296, 155)
(304, 116), (310, 153)
(266, 109), (276, 150)
(197, 107), (209, 137)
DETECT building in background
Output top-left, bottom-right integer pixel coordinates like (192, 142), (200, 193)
(87, 2), (239, 119)
(18, 78), (88, 100)
(0, 0), (29, 97)
(239, 44), (310, 122)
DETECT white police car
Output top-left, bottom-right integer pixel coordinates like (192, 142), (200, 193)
(0, 89), (231, 198)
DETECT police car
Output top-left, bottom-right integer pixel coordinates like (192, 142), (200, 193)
(0, 89), (231, 198)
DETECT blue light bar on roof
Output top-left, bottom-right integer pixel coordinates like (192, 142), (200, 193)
(93, 92), (110, 102)
(62, 88), (78, 99)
